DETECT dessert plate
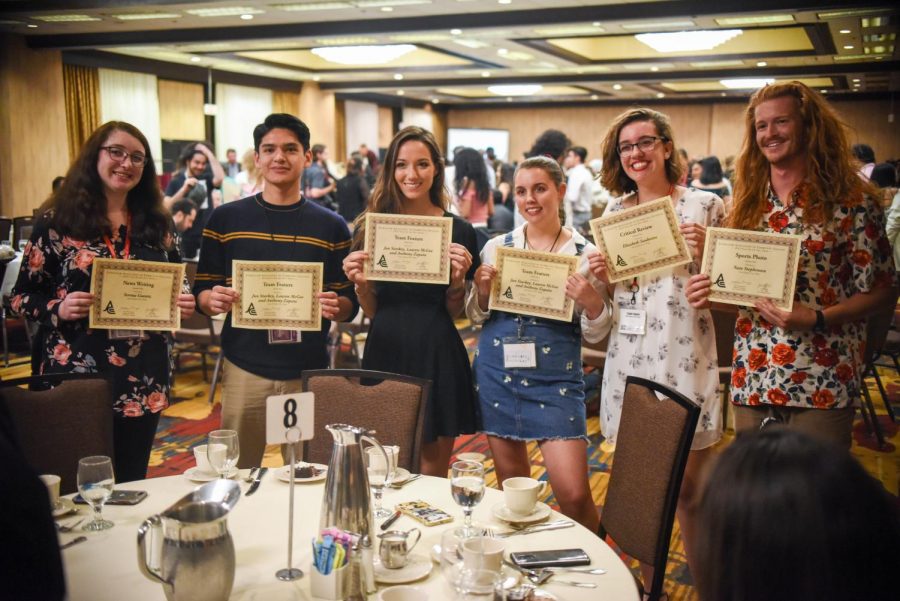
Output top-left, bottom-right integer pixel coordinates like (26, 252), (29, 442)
(275, 463), (328, 483)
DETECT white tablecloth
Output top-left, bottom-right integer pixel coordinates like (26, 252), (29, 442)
(61, 472), (639, 600)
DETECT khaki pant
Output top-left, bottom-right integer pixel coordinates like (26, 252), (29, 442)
(220, 359), (303, 468)
(732, 404), (856, 449)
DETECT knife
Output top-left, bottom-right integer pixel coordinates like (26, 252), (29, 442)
(494, 520), (575, 538)
(246, 467), (268, 496)
(60, 536), (87, 550)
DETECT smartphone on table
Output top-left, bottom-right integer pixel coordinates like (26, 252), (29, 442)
(510, 548), (591, 568)
(73, 490), (148, 506)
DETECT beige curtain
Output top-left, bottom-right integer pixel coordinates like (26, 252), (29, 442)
(334, 99), (346, 162)
(272, 90), (300, 116)
(63, 64), (100, 162)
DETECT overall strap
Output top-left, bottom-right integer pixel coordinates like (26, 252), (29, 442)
(503, 232), (514, 247)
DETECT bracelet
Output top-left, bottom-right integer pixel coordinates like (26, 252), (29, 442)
(814, 309), (826, 332)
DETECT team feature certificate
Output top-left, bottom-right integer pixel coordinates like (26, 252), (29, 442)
(489, 247), (578, 322)
(231, 261), (322, 330)
(364, 213), (452, 284)
(589, 196), (691, 283)
(701, 228), (802, 311)
(89, 259), (184, 331)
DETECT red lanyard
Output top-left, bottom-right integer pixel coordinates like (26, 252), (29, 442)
(103, 216), (131, 260)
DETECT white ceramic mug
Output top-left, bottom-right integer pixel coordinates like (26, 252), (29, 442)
(193, 444), (222, 476)
(461, 536), (505, 573)
(502, 477), (547, 515)
(39, 474), (61, 509)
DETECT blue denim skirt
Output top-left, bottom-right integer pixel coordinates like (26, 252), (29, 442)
(473, 313), (587, 441)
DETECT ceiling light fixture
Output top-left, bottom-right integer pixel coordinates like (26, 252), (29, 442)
(715, 14), (793, 26)
(481, 71), (491, 77)
(656, 92), (665, 98)
(592, 22), (601, 27)
(381, 7), (393, 12)
(613, 84), (623, 90)
(757, 61), (767, 67)
(636, 29), (742, 53)
(311, 44), (416, 65)
(720, 78), (774, 89)
(497, 48), (508, 55)
(394, 73), (404, 80)
(843, 45), (854, 49)
(272, 2), (352, 11)
(113, 13), (182, 20)
(590, 94), (599, 100)
(240, 14), (254, 20)
(489, 84), (542, 96)
(622, 20), (695, 31)
(650, 66), (659, 72)
(397, 90), (405, 95)
(32, 14), (101, 22)
(450, 28), (462, 35)
(432, 98), (440, 104)
(27, 23), (38, 28)
(190, 56), (201, 62)
(839, 29), (851, 34)
(186, 7), (263, 17)
(498, 0), (512, 4)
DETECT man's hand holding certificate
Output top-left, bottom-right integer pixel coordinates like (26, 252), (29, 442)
(363, 213), (452, 284)
(231, 260), (322, 330)
(488, 247), (578, 322)
(589, 196), (692, 282)
(89, 259), (184, 331)
(700, 228), (802, 310)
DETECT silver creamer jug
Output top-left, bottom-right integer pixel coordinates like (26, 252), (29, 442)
(319, 423), (389, 544)
(137, 480), (240, 601)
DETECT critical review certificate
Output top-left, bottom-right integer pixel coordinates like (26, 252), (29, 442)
(89, 258), (184, 331)
(701, 228), (802, 311)
(231, 260), (322, 330)
(589, 196), (692, 283)
(488, 247), (578, 322)
(364, 213), (452, 284)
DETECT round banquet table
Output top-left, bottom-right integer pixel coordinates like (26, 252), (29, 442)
(60, 470), (639, 600)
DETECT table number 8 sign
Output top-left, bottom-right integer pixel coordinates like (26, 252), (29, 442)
(266, 392), (315, 446)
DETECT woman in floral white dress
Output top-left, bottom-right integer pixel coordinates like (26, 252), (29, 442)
(11, 121), (195, 482)
(588, 107), (724, 596)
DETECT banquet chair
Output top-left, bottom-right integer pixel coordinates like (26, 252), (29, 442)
(12, 216), (34, 251)
(597, 376), (700, 601)
(0, 373), (114, 494)
(0, 216), (12, 246)
(301, 369), (430, 472)
(712, 308), (738, 427)
(859, 304), (897, 449)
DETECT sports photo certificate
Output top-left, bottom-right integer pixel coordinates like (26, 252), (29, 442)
(488, 247), (578, 322)
(89, 259), (184, 331)
(231, 260), (322, 330)
(589, 196), (692, 283)
(364, 213), (452, 284)
(701, 228), (802, 311)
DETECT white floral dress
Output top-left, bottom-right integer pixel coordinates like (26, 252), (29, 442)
(600, 188), (725, 450)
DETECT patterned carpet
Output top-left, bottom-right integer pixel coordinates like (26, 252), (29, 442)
(2, 318), (898, 601)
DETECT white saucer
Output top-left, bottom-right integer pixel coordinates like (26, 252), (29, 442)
(492, 501), (551, 525)
(183, 466), (238, 482)
(275, 463), (328, 483)
(374, 554), (432, 584)
(52, 498), (77, 518)
(455, 452), (486, 464)
(390, 467), (411, 484)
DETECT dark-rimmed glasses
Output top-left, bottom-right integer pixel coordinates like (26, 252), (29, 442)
(617, 136), (668, 157)
(102, 146), (147, 167)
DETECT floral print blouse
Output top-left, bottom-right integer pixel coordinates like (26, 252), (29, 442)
(10, 215), (174, 417)
(731, 184), (895, 410)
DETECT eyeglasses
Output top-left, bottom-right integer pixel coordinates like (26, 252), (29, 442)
(102, 146), (147, 167)
(617, 136), (668, 157)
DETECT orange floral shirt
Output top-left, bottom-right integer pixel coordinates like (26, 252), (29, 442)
(731, 183), (895, 409)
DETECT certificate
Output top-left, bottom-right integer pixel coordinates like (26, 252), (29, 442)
(364, 213), (452, 284)
(701, 228), (802, 311)
(589, 196), (692, 283)
(488, 247), (578, 322)
(89, 259), (184, 331)
(231, 261), (322, 330)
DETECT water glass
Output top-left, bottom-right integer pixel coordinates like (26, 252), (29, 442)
(450, 460), (485, 536)
(207, 430), (239, 478)
(77, 455), (115, 531)
(365, 445), (396, 518)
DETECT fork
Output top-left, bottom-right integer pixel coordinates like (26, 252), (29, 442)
(57, 518), (84, 533)
(244, 467), (258, 483)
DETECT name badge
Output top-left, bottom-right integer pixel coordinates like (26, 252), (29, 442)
(109, 329), (143, 340)
(503, 341), (537, 369)
(618, 309), (646, 335)
(268, 329), (302, 344)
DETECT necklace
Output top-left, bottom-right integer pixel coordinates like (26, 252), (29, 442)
(635, 183), (676, 205)
(523, 225), (563, 253)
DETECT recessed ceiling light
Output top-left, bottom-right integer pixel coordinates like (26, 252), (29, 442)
(450, 29), (462, 35)
(507, 97), (513, 102)
(821, 89), (828, 94)
(432, 98), (440, 104)
(636, 29), (742, 53)
(381, 6), (393, 11)
(498, 0), (512, 4)
(757, 61), (768, 67)
(453, 39), (487, 49)
(715, 14), (793, 26)
(397, 90), (405, 95)
(656, 92), (665, 98)
(489, 84), (542, 96)
(843, 45), (854, 49)
(592, 22), (601, 27)
(185, 7), (263, 17)
(312, 76), (321, 82)
(613, 84), (623, 90)
(650, 66), (659, 72)
(720, 78), (774, 89)
(27, 24), (38, 28)
(272, 2), (352, 11)
(720, 92), (727, 96)
(852, 78), (860, 82)
(32, 14), (102, 22)
(190, 56), (201, 62)
(113, 13), (182, 21)
(481, 71), (491, 77)
(839, 29), (851, 34)
(497, 48), (508, 55)
(590, 94), (599, 100)
(240, 14), (254, 20)
(311, 44), (416, 65)
(394, 73), (404, 80)
(622, 20), (695, 31)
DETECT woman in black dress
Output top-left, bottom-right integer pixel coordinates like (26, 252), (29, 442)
(342, 126), (479, 476)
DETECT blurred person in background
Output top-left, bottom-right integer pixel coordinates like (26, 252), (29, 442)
(234, 148), (264, 198)
(453, 147), (494, 228)
(336, 156), (369, 224)
(164, 142), (224, 259)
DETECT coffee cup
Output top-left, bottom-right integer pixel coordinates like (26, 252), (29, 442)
(378, 585), (428, 601)
(39, 474), (61, 510)
(502, 477), (547, 516)
(460, 536), (504, 573)
(366, 445), (399, 473)
(193, 444), (220, 476)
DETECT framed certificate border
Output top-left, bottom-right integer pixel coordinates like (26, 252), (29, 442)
(231, 260), (323, 330)
(488, 247), (578, 322)
(701, 227), (802, 311)
(89, 258), (184, 331)
(363, 213), (452, 284)
(589, 196), (692, 283)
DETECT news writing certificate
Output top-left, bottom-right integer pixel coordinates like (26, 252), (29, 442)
(488, 247), (578, 322)
(231, 260), (322, 330)
(89, 259), (184, 330)
(589, 196), (691, 283)
(701, 228), (802, 311)
(364, 213), (452, 284)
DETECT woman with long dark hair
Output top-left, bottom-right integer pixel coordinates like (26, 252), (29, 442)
(11, 121), (195, 482)
(342, 126), (479, 476)
(453, 147), (493, 227)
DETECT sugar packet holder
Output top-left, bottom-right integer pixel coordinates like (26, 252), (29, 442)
(310, 528), (354, 600)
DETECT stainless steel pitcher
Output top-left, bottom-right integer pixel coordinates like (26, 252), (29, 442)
(137, 480), (240, 601)
(319, 423), (389, 544)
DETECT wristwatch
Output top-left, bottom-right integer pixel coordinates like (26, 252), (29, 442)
(814, 309), (826, 332)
